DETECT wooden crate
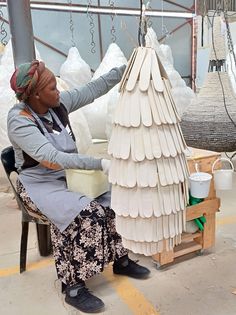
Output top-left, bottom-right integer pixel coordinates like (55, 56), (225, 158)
(152, 148), (221, 268)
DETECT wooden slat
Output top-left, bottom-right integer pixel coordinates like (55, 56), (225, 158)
(181, 232), (202, 242)
(186, 198), (220, 220)
(174, 242), (202, 258)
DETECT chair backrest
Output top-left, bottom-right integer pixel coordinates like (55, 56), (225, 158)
(1, 146), (49, 224)
(1, 146), (18, 177)
(1, 146), (35, 222)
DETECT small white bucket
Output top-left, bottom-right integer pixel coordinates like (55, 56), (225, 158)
(212, 158), (234, 190)
(189, 172), (212, 198)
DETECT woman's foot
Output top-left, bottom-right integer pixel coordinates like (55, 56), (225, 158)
(65, 281), (105, 313)
(113, 256), (150, 279)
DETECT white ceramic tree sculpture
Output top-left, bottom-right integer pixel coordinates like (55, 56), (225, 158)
(108, 47), (189, 255)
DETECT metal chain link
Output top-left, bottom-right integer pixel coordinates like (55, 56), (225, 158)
(146, 0), (152, 28)
(67, 0), (75, 46)
(224, 12), (236, 66)
(109, 0), (116, 42)
(0, 6), (7, 45)
(87, 0), (96, 53)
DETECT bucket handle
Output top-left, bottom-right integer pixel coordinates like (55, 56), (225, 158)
(212, 157), (234, 173)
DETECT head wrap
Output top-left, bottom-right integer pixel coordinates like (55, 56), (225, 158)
(10, 60), (54, 101)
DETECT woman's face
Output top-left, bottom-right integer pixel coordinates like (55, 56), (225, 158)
(38, 76), (60, 108)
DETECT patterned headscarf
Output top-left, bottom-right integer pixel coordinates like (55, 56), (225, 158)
(10, 60), (54, 101)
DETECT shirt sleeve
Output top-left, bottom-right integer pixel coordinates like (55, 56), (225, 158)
(60, 65), (126, 113)
(7, 112), (102, 171)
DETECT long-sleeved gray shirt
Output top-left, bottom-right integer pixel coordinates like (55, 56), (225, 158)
(8, 65), (125, 172)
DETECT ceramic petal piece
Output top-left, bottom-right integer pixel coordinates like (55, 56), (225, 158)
(134, 127), (145, 162)
(130, 87), (141, 127)
(150, 126), (162, 158)
(142, 127), (154, 160)
(139, 48), (152, 92)
(119, 48), (137, 92)
(126, 47), (146, 92)
(156, 125), (170, 157)
(164, 79), (181, 122)
(152, 82), (167, 124)
(148, 85), (162, 125)
(151, 49), (164, 92)
(156, 158), (167, 186)
(126, 159), (137, 187)
(140, 92), (153, 127)
(163, 125), (177, 158)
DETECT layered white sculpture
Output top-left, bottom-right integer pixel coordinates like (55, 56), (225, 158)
(59, 46), (92, 88)
(108, 47), (189, 256)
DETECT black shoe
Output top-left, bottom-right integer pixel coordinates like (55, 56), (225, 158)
(113, 256), (150, 279)
(65, 282), (105, 313)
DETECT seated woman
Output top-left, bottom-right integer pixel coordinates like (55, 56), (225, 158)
(8, 60), (150, 313)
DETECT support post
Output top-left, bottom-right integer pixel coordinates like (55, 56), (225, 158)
(7, 0), (35, 67)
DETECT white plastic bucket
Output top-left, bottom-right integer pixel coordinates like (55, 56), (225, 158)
(212, 157), (234, 190)
(65, 169), (109, 198)
(189, 172), (212, 198)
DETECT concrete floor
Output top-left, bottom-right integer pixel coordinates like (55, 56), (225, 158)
(0, 165), (236, 315)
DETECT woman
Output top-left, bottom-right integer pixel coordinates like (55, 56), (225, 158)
(8, 60), (150, 313)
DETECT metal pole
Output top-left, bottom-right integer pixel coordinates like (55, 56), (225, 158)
(7, 0), (35, 67)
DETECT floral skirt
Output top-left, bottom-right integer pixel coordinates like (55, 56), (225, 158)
(17, 180), (128, 286)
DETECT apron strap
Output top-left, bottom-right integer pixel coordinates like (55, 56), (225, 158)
(26, 105), (65, 134)
(49, 108), (65, 130)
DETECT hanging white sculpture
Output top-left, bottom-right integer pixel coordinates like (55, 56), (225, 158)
(108, 47), (189, 256)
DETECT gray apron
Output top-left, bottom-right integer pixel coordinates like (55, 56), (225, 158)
(19, 106), (110, 232)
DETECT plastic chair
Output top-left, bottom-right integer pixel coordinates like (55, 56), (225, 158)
(1, 146), (52, 273)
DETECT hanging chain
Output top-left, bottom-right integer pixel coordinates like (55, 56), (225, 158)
(67, 0), (75, 46)
(225, 12), (236, 66)
(109, 0), (116, 42)
(146, 1), (152, 28)
(87, 0), (96, 53)
(138, 0), (147, 46)
(0, 6), (7, 45)
(161, 0), (169, 38)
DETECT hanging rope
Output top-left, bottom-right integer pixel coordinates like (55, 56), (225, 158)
(0, 6), (7, 45)
(87, 0), (96, 53)
(109, 0), (116, 43)
(67, 0), (75, 47)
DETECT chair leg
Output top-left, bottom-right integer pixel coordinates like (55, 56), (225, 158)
(36, 224), (52, 257)
(20, 221), (29, 273)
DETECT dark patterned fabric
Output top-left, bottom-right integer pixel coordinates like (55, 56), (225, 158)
(17, 180), (128, 286)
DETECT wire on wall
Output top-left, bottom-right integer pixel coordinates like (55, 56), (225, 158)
(87, 0), (96, 53)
